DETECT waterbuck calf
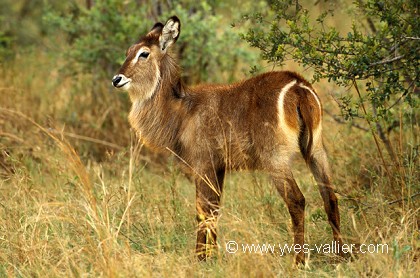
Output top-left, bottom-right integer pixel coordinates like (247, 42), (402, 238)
(112, 16), (343, 264)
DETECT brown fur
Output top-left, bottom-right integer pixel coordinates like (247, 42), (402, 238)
(112, 16), (343, 264)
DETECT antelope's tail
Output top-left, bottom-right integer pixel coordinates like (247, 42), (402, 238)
(296, 86), (322, 164)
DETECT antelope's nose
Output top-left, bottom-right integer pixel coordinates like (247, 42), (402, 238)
(112, 74), (131, 89)
(112, 75), (122, 87)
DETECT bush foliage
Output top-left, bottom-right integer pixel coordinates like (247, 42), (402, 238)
(241, 0), (419, 161)
(43, 0), (259, 83)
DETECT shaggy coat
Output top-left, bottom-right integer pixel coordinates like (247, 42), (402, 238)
(112, 16), (343, 264)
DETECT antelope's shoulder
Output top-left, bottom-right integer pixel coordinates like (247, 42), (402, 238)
(189, 83), (233, 95)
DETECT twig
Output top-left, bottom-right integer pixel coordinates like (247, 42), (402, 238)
(352, 192), (420, 211)
(404, 36), (420, 40)
(371, 104), (399, 164)
(0, 107), (99, 216)
(48, 129), (124, 151)
(369, 55), (405, 66)
(0, 132), (24, 143)
(324, 109), (369, 131)
(388, 192), (420, 205)
(118, 231), (142, 247)
(388, 74), (418, 110)
(352, 79), (392, 179)
(0, 107), (125, 151)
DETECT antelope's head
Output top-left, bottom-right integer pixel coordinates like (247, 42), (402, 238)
(112, 16), (181, 101)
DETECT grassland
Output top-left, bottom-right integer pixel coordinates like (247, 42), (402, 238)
(0, 11), (419, 278)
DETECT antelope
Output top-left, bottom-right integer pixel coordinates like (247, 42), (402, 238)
(112, 16), (343, 264)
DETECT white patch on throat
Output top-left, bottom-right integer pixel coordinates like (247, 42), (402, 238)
(131, 99), (144, 116)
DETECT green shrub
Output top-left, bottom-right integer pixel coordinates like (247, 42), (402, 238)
(241, 0), (419, 163)
(43, 0), (259, 83)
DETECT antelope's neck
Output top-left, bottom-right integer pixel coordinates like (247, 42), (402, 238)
(128, 83), (186, 152)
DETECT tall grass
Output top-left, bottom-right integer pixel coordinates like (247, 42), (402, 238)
(0, 45), (418, 277)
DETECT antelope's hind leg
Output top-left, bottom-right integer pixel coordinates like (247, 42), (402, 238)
(195, 168), (225, 261)
(271, 167), (306, 264)
(309, 145), (344, 256)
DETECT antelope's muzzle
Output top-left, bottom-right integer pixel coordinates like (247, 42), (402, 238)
(112, 74), (131, 89)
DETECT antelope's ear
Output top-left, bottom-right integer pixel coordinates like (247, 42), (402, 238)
(150, 22), (164, 33)
(159, 16), (181, 52)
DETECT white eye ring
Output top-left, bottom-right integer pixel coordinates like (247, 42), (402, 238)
(139, 52), (149, 59)
(134, 48), (150, 63)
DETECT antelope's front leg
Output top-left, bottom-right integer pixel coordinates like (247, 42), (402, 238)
(195, 169), (225, 261)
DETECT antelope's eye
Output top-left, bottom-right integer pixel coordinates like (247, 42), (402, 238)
(139, 52), (149, 59)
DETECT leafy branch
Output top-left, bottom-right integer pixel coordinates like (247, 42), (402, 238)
(241, 0), (419, 170)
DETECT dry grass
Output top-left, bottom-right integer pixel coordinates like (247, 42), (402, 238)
(0, 46), (419, 277)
